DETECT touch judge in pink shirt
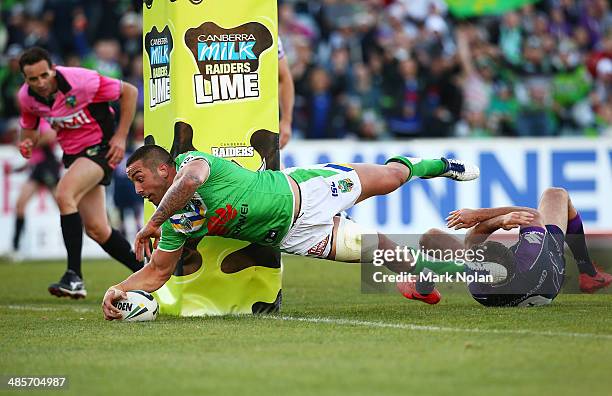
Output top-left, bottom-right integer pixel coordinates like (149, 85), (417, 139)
(17, 47), (143, 298)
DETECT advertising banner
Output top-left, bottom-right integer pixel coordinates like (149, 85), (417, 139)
(143, 0), (282, 315)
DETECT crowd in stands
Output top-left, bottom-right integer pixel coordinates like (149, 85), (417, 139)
(1, 0), (612, 143)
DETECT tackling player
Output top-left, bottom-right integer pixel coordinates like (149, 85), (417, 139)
(17, 47), (144, 299)
(102, 145), (479, 319)
(415, 187), (612, 307)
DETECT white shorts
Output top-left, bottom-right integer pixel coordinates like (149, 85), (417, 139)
(280, 164), (362, 258)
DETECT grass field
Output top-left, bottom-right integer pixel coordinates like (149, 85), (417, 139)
(1, 255), (611, 396)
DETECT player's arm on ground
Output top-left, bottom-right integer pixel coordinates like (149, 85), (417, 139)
(102, 247), (182, 320)
(464, 211), (541, 248)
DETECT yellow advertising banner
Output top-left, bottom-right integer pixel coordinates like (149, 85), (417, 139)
(142, 0), (282, 315)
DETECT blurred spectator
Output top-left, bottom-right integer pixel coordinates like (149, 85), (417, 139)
(304, 66), (345, 139)
(2, 0), (612, 140)
(486, 81), (519, 136)
(551, 40), (593, 134)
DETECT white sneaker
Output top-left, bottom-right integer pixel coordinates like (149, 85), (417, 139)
(437, 158), (480, 181)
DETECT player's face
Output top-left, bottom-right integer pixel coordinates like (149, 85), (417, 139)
(22, 60), (57, 98)
(126, 160), (169, 206)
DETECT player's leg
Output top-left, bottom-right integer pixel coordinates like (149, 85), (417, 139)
(48, 159), (101, 298)
(78, 186), (143, 272)
(417, 228), (467, 275)
(12, 180), (37, 252)
(54, 158), (102, 279)
(537, 187), (570, 233)
(558, 190), (612, 291)
(326, 216), (442, 304)
(55, 158), (104, 277)
(351, 156), (479, 204)
(350, 163), (410, 204)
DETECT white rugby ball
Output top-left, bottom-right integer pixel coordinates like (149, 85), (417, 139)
(113, 290), (159, 322)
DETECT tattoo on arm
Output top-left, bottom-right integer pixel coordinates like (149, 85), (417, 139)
(149, 173), (201, 227)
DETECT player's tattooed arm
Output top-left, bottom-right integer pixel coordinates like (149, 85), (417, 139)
(149, 159), (210, 228)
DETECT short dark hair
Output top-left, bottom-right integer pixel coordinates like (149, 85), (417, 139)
(19, 47), (53, 73)
(127, 144), (174, 169)
(478, 241), (516, 276)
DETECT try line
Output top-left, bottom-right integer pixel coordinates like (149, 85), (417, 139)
(3, 304), (611, 340)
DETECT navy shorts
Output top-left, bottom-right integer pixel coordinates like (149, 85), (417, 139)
(62, 143), (114, 186)
(30, 159), (61, 189)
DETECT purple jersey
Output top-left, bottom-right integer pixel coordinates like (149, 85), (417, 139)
(19, 66), (121, 155)
(510, 226), (547, 274)
(469, 225), (566, 307)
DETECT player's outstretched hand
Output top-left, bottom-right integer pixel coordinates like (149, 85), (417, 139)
(18, 138), (34, 159)
(102, 287), (127, 321)
(501, 211), (535, 230)
(106, 134), (126, 168)
(134, 223), (160, 262)
(446, 208), (480, 229)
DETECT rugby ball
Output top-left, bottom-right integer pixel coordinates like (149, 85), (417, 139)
(113, 290), (159, 322)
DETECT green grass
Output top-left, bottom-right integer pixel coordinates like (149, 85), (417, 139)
(0, 256), (611, 396)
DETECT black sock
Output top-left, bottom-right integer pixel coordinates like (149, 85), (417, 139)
(566, 213), (596, 276)
(100, 229), (144, 272)
(61, 213), (83, 278)
(13, 216), (25, 250)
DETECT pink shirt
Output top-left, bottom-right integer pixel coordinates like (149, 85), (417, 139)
(18, 66), (121, 155)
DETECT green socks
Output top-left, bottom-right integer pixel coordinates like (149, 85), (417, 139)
(410, 248), (465, 275)
(386, 156), (446, 181)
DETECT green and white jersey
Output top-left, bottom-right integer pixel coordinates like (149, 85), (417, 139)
(158, 151), (294, 252)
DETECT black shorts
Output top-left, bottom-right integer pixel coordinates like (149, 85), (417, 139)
(30, 160), (61, 189)
(469, 225), (566, 307)
(62, 143), (114, 186)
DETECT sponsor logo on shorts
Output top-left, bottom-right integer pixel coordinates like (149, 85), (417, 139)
(85, 145), (100, 157)
(184, 21), (273, 105)
(330, 182), (339, 197)
(145, 26), (173, 108)
(338, 178), (354, 193)
(308, 235), (330, 256)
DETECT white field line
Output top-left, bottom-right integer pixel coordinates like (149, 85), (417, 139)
(4, 304), (95, 313)
(3, 305), (611, 340)
(261, 315), (612, 340)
